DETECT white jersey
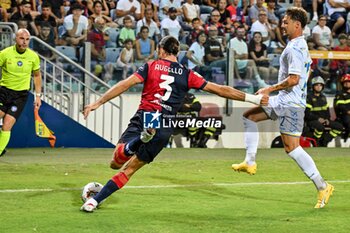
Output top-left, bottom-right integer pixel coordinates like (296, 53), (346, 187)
(277, 35), (311, 108)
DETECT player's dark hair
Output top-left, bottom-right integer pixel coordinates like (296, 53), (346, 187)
(285, 7), (307, 28)
(158, 36), (179, 56)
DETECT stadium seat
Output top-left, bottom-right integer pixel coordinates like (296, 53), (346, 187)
(200, 14), (210, 24)
(267, 53), (280, 68)
(106, 28), (120, 48)
(105, 47), (122, 63)
(55, 46), (78, 62)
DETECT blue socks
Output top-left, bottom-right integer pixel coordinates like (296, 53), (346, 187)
(94, 180), (119, 204)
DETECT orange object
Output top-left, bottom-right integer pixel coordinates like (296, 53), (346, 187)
(34, 107), (56, 147)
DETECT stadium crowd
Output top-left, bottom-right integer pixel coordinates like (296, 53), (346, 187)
(1, 0), (350, 146)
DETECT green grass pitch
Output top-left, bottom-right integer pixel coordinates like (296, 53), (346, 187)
(0, 147), (349, 233)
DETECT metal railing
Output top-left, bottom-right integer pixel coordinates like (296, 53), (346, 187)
(0, 22), (17, 50)
(0, 22), (123, 144)
(29, 36), (124, 143)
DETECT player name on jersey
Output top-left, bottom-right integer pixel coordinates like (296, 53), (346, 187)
(154, 64), (183, 75)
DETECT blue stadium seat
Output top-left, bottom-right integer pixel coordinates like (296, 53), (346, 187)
(105, 47), (122, 63)
(106, 28), (120, 48)
(55, 46), (78, 62)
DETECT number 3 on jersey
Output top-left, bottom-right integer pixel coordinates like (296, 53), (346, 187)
(154, 74), (174, 101)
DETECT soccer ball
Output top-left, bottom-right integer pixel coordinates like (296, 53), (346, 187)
(81, 182), (103, 203)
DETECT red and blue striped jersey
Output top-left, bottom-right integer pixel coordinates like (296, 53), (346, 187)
(134, 59), (207, 114)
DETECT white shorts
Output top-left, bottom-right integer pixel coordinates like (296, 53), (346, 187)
(262, 96), (305, 137)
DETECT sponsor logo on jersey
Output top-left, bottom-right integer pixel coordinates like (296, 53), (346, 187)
(17, 61), (23, 66)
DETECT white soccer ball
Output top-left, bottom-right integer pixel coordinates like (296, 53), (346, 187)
(81, 182), (104, 203)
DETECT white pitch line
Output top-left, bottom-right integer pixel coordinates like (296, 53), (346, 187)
(0, 180), (349, 193)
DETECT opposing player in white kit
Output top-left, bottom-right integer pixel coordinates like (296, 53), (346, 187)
(231, 7), (334, 208)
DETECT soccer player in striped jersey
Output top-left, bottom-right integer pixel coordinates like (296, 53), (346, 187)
(231, 7), (334, 209)
(81, 36), (269, 212)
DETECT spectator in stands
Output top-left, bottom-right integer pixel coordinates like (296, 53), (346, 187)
(226, 0), (246, 30)
(229, 26), (268, 88)
(266, 0), (278, 28)
(186, 31), (207, 73)
(0, 0), (12, 19)
(135, 26), (155, 64)
(87, 16), (107, 62)
(305, 76), (343, 146)
(347, 34), (350, 47)
(334, 74), (350, 140)
(87, 0), (109, 16)
(204, 25), (226, 80)
(71, 0), (89, 17)
(62, 0), (71, 16)
(204, 0), (217, 9)
(158, 0), (182, 21)
(140, 0), (160, 27)
(89, 1), (118, 28)
(325, 0), (349, 36)
(116, 39), (137, 79)
(119, 15), (136, 46)
(194, 0), (213, 14)
(306, 38), (331, 80)
(188, 17), (204, 45)
(312, 15), (333, 50)
(35, 2), (58, 43)
(115, 0), (141, 26)
(33, 22), (55, 60)
(160, 7), (182, 40)
(248, 31), (278, 84)
(62, 3), (89, 46)
(248, 0), (267, 25)
(204, 9), (226, 49)
(0, 5), (8, 22)
(250, 10), (275, 52)
(216, 0), (232, 33)
(136, 8), (161, 42)
(329, 33), (350, 76)
(10, 0), (39, 36)
(105, 0), (116, 11)
(293, 0), (303, 7)
(312, 0), (325, 21)
(182, 0), (201, 26)
(40, 0), (65, 24)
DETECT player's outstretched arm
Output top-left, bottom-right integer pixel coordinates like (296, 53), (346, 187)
(83, 75), (142, 119)
(203, 81), (269, 105)
(256, 74), (300, 95)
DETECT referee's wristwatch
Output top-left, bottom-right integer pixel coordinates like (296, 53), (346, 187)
(35, 93), (42, 98)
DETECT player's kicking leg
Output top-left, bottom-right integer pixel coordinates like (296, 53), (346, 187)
(232, 107), (268, 175)
(81, 155), (146, 212)
(282, 134), (334, 208)
(110, 128), (156, 169)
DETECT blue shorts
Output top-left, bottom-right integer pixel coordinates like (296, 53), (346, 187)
(262, 96), (305, 137)
(118, 110), (173, 163)
(330, 12), (347, 21)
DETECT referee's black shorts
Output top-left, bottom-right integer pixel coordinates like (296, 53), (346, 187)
(0, 86), (29, 120)
(118, 110), (173, 163)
